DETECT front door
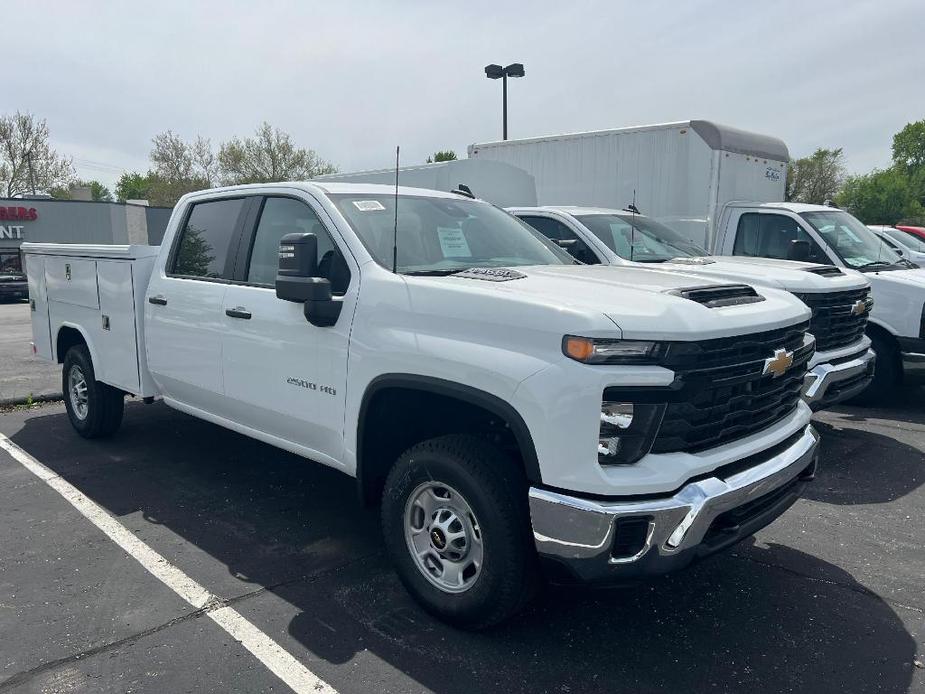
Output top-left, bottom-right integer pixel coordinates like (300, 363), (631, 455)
(145, 196), (249, 415)
(220, 194), (358, 468)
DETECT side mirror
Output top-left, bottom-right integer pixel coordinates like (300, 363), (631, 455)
(787, 239), (811, 262)
(275, 232), (342, 327)
(895, 248), (905, 257)
(555, 239), (577, 248)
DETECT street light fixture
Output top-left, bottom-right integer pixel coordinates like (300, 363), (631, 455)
(484, 62), (525, 140)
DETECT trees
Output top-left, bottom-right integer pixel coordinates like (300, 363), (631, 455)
(115, 172), (153, 202)
(892, 120), (925, 174)
(218, 122), (336, 185)
(836, 168), (924, 225)
(426, 150), (458, 163)
(49, 179), (113, 201)
(0, 111), (74, 197)
(786, 148), (845, 204)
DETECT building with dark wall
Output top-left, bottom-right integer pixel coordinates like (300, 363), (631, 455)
(0, 199), (173, 272)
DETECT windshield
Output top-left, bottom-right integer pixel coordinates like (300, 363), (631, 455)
(574, 213), (709, 262)
(0, 251), (23, 275)
(885, 227), (925, 252)
(331, 194), (576, 274)
(801, 210), (902, 270)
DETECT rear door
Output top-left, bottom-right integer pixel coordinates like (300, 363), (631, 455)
(220, 193), (358, 466)
(145, 196), (252, 415)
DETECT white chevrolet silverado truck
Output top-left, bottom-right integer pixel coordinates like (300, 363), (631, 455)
(23, 182), (819, 628)
(713, 202), (925, 400)
(511, 206), (876, 409)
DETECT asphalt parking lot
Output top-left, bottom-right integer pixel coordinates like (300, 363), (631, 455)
(0, 302), (60, 406)
(0, 303), (923, 693)
(1, 397), (923, 693)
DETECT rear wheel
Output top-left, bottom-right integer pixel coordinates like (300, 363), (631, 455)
(62, 345), (124, 438)
(381, 434), (538, 629)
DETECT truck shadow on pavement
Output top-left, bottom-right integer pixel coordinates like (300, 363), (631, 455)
(8, 402), (919, 694)
(806, 419), (925, 505)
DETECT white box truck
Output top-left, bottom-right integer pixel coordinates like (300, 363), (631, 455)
(315, 158), (537, 207)
(468, 120), (788, 250)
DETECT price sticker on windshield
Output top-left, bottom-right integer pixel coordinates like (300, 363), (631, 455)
(353, 200), (386, 212)
(437, 226), (472, 257)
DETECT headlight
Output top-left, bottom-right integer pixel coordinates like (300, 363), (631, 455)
(563, 336), (666, 364)
(598, 400), (666, 465)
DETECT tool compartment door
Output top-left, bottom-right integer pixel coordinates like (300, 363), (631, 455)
(25, 254), (52, 359)
(45, 257), (99, 309)
(96, 259), (140, 392)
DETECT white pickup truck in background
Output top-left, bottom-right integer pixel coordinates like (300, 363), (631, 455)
(713, 202), (925, 399)
(24, 182), (819, 628)
(510, 206), (876, 407)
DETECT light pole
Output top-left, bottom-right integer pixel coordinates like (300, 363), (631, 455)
(484, 63), (525, 140)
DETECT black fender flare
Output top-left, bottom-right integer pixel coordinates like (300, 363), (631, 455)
(356, 374), (543, 498)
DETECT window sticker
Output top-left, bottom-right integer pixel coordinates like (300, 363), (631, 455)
(437, 226), (471, 257)
(352, 200), (386, 212)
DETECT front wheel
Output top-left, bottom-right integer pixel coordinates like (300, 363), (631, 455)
(850, 333), (900, 405)
(62, 345), (125, 438)
(381, 434), (538, 630)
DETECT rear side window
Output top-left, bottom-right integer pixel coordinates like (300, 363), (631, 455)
(732, 213), (826, 262)
(172, 198), (246, 279)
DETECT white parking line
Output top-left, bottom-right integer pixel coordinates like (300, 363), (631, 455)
(0, 432), (337, 694)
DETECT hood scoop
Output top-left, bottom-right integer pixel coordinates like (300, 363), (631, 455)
(666, 256), (717, 266)
(804, 265), (844, 277)
(455, 267), (527, 282)
(669, 283), (765, 308)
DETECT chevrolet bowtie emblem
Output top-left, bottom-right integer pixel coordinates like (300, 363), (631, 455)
(850, 299), (867, 316)
(763, 348), (794, 378)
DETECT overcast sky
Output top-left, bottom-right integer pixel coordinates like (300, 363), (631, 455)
(9, 0), (925, 191)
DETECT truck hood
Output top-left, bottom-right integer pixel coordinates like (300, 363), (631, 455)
(866, 267), (925, 291)
(422, 264), (811, 341)
(650, 256), (869, 293)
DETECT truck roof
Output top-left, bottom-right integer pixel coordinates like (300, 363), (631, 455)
(180, 181), (468, 202)
(726, 201), (837, 214)
(469, 119), (789, 162)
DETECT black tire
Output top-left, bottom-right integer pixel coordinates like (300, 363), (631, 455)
(62, 344), (124, 438)
(850, 332), (900, 406)
(381, 434), (538, 630)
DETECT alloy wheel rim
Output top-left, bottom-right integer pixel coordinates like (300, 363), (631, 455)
(403, 481), (483, 594)
(68, 365), (89, 420)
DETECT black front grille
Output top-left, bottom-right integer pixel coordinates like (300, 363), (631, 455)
(610, 321), (813, 454)
(795, 289), (871, 351)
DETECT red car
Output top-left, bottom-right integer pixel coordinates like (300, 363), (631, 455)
(896, 225), (925, 242)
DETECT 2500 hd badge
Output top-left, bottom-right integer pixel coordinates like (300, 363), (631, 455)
(286, 377), (337, 396)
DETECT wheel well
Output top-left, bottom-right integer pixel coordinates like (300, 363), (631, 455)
(56, 327), (87, 364)
(356, 378), (540, 506)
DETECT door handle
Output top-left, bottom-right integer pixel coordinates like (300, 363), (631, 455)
(225, 307), (252, 320)
(148, 295), (167, 306)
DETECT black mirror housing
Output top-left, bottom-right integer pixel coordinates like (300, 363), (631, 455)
(275, 231), (343, 326)
(787, 239), (811, 262)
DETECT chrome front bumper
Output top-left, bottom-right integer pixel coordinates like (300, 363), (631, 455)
(802, 348), (875, 410)
(528, 425), (818, 583)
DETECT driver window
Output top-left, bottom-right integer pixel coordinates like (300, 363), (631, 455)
(247, 197), (350, 294)
(733, 213), (826, 262)
(518, 216), (601, 264)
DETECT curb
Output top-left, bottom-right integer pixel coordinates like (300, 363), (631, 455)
(0, 392), (63, 408)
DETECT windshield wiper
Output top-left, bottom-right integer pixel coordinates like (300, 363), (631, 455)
(855, 260), (895, 270)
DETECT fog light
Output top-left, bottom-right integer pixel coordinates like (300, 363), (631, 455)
(598, 436), (621, 457)
(597, 401), (666, 465)
(601, 402), (634, 429)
